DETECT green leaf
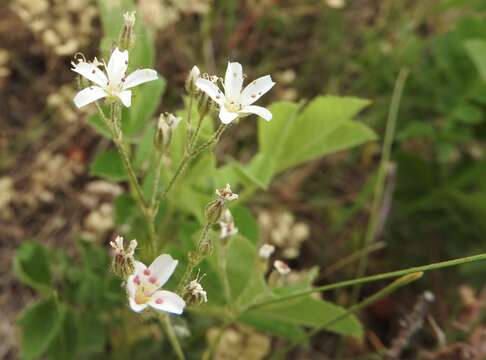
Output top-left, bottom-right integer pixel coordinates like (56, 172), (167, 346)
(90, 149), (128, 181)
(18, 296), (63, 359)
(230, 206), (259, 244)
(76, 312), (106, 354)
(464, 39), (486, 81)
(277, 96), (374, 171)
(225, 236), (260, 300)
(14, 242), (51, 291)
(47, 310), (78, 360)
(244, 296), (363, 338)
(240, 96), (375, 189)
(124, 78), (166, 136)
(87, 112), (111, 138)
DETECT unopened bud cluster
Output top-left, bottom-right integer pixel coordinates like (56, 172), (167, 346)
(110, 235), (137, 278)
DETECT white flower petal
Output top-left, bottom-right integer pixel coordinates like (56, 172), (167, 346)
(116, 90), (132, 107)
(106, 48), (129, 86)
(148, 254), (178, 287)
(133, 260), (147, 276)
(123, 69), (158, 90)
(239, 105), (272, 121)
(219, 107), (239, 124)
(129, 297), (149, 313)
(73, 86), (107, 108)
(224, 62), (243, 101)
(148, 290), (186, 315)
(195, 78), (224, 105)
(126, 274), (137, 297)
(241, 75), (275, 106)
(71, 61), (108, 87)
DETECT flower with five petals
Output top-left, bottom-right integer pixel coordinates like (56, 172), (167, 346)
(195, 62), (275, 124)
(71, 48), (158, 108)
(127, 254), (186, 314)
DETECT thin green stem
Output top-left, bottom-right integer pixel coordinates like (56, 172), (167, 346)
(245, 251), (486, 312)
(188, 112), (205, 152)
(184, 94), (194, 153)
(160, 314), (185, 360)
(352, 68), (409, 302)
(95, 102), (155, 253)
(150, 150), (165, 210)
(177, 223), (211, 293)
(274, 272), (423, 359)
(154, 124), (227, 216)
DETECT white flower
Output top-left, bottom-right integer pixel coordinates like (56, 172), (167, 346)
(219, 209), (238, 239)
(71, 48), (158, 108)
(186, 280), (208, 303)
(273, 260), (290, 275)
(195, 62), (275, 124)
(127, 254), (186, 314)
(258, 244), (275, 259)
(216, 183), (238, 202)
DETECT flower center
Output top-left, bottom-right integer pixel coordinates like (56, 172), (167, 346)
(133, 277), (159, 304)
(225, 100), (241, 113)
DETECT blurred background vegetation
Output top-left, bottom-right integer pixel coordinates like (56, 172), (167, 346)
(2, 0), (486, 359)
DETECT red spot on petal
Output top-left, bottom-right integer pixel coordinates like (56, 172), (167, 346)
(149, 276), (157, 284)
(155, 298), (164, 304)
(143, 269), (150, 276)
(133, 276), (140, 285)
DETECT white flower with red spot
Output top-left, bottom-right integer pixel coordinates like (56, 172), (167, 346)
(127, 254), (186, 314)
(195, 62), (275, 124)
(71, 48), (158, 108)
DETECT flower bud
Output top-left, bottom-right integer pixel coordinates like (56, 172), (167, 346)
(183, 279), (208, 305)
(119, 12), (136, 51)
(185, 65), (200, 95)
(154, 112), (181, 151)
(273, 260), (291, 275)
(110, 235), (137, 279)
(219, 209), (238, 240)
(205, 184), (238, 224)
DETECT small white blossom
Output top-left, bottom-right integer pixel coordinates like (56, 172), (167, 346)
(127, 254), (186, 314)
(186, 279), (208, 303)
(258, 244), (275, 259)
(219, 209), (238, 239)
(273, 260), (291, 275)
(216, 183), (238, 202)
(195, 62), (275, 124)
(110, 235), (137, 278)
(71, 48), (158, 108)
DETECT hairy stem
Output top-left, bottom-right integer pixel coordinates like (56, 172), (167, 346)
(177, 223), (211, 293)
(95, 103), (156, 254)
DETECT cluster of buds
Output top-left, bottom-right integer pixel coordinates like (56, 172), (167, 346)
(183, 278), (208, 306)
(110, 235), (137, 278)
(154, 112), (181, 151)
(219, 209), (238, 241)
(205, 184), (238, 224)
(119, 11), (136, 50)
